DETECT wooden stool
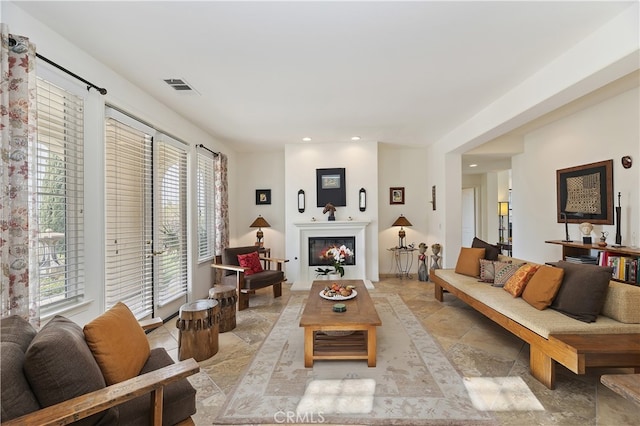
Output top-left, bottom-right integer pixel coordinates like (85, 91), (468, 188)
(208, 285), (237, 332)
(176, 299), (219, 361)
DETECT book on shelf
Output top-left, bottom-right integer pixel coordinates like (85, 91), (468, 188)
(565, 255), (598, 264)
(600, 252), (640, 285)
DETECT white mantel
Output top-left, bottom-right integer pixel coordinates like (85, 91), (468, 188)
(293, 220), (370, 287)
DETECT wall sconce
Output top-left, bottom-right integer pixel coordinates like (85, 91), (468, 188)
(298, 189), (305, 213)
(392, 214), (412, 248)
(250, 215), (271, 246)
(359, 188), (366, 212)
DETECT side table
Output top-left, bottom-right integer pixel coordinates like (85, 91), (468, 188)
(258, 246), (271, 270)
(388, 247), (416, 279)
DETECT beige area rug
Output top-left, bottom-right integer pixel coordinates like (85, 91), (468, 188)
(215, 292), (496, 425)
(289, 279), (374, 291)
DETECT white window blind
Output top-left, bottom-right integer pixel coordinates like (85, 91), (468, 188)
(35, 78), (85, 309)
(155, 136), (188, 306)
(104, 112), (154, 318)
(197, 151), (215, 261)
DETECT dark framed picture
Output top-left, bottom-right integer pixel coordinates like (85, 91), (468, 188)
(556, 159), (613, 224)
(316, 168), (346, 207)
(390, 187), (405, 205)
(256, 189), (271, 205)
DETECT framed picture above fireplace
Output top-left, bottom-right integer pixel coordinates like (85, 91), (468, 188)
(316, 168), (346, 207)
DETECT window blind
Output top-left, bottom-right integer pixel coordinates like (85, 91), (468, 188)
(155, 136), (188, 306)
(104, 112), (154, 318)
(35, 78), (85, 309)
(197, 151), (216, 261)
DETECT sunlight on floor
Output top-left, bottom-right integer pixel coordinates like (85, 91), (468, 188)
(463, 377), (545, 411)
(296, 378), (376, 415)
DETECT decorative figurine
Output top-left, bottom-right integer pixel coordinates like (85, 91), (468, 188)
(598, 231), (608, 248)
(418, 243), (428, 281)
(430, 243), (442, 270)
(579, 222), (593, 244)
(322, 203), (336, 221)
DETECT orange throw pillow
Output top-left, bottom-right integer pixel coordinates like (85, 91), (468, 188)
(454, 247), (486, 278)
(503, 264), (540, 297)
(237, 251), (264, 276)
(83, 302), (150, 385)
(522, 265), (565, 310)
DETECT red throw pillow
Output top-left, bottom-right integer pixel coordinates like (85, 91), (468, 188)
(237, 251), (264, 276)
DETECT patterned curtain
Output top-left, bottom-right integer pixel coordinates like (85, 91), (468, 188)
(214, 153), (229, 255)
(0, 25), (39, 325)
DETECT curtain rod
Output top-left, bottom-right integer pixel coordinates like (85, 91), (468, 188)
(197, 144), (219, 156)
(9, 36), (107, 95)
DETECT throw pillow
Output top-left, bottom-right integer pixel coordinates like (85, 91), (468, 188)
(237, 251), (264, 276)
(503, 264), (540, 297)
(550, 261), (614, 323)
(83, 301), (150, 385)
(472, 237), (501, 261)
(522, 265), (565, 310)
(23, 316), (117, 426)
(493, 262), (522, 287)
(454, 247), (486, 278)
(478, 259), (496, 283)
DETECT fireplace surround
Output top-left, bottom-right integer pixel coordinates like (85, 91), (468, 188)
(293, 220), (370, 287)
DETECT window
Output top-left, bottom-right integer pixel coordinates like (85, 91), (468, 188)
(197, 151), (215, 261)
(35, 77), (85, 311)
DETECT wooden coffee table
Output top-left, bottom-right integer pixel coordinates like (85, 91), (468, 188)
(299, 280), (382, 367)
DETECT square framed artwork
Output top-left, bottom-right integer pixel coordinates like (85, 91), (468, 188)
(255, 189), (271, 205)
(390, 187), (405, 205)
(556, 159), (613, 224)
(316, 168), (346, 207)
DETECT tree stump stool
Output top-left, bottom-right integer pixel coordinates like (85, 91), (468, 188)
(176, 299), (219, 361)
(208, 285), (237, 332)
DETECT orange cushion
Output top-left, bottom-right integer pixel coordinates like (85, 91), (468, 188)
(522, 265), (565, 310)
(503, 264), (540, 297)
(83, 302), (150, 385)
(454, 247), (486, 278)
(237, 251), (264, 276)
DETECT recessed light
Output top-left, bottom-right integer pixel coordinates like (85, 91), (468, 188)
(351, 136), (361, 141)
(469, 164), (478, 168)
(302, 137), (312, 142)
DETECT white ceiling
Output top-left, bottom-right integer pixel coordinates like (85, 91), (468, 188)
(14, 1), (634, 155)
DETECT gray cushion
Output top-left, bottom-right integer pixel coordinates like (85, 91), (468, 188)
(550, 261), (614, 323)
(23, 316), (118, 426)
(0, 342), (41, 421)
(117, 348), (196, 425)
(1, 315), (37, 351)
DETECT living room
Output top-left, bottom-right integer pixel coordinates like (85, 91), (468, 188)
(2, 1), (639, 424)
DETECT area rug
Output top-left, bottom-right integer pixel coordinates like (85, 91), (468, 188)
(215, 292), (496, 425)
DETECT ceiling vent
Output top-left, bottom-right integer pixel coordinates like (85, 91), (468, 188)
(163, 78), (198, 93)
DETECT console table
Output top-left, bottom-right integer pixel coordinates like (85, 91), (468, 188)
(545, 240), (640, 259)
(388, 247), (416, 279)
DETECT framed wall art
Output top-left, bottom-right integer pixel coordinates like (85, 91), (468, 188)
(556, 159), (613, 224)
(316, 168), (346, 207)
(390, 187), (405, 205)
(255, 189), (271, 205)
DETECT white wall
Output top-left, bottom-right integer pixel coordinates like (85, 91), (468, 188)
(513, 86), (640, 263)
(284, 141), (380, 283)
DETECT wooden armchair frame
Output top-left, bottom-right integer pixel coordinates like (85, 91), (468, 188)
(212, 256), (288, 310)
(1, 318), (200, 426)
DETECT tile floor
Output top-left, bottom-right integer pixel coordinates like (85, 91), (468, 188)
(147, 277), (640, 425)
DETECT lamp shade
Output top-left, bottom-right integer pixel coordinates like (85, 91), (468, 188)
(250, 215), (271, 228)
(498, 202), (509, 216)
(392, 215), (412, 227)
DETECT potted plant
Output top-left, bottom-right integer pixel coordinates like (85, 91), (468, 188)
(315, 267), (332, 280)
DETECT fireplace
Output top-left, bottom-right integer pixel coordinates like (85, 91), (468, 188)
(293, 220), (370, 286)
(308, 237), (356, 267)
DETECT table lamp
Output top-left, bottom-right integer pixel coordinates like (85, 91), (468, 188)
(392, 214), (412, 248)
(250, 215), (271, 246)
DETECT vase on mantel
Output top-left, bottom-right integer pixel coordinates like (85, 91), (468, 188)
(328, 273), (341, 280)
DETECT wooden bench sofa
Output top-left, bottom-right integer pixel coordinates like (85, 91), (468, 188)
(431, 258), (640, 389)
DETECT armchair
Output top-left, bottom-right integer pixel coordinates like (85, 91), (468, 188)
(1, 305), (199, 426)
(212, 246), (288, 310)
